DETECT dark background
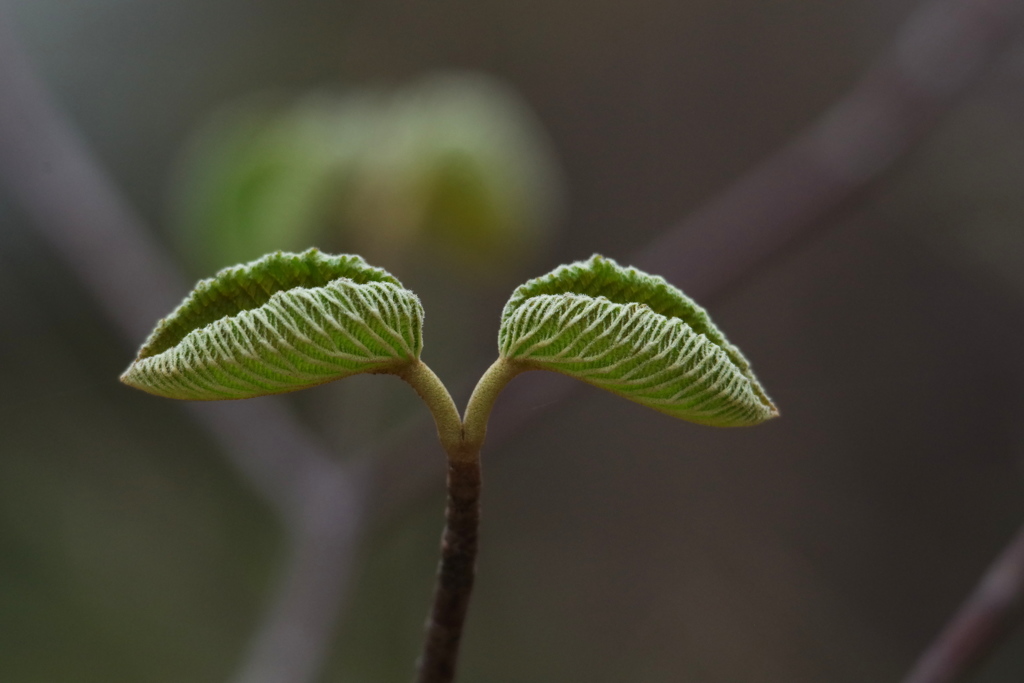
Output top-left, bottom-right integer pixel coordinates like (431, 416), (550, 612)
(3, 0), (1024, 681)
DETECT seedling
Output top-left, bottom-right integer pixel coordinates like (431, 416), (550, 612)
(121, 248), (778, 683)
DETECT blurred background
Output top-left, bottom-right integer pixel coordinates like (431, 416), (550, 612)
(3, 0), (1024, 681)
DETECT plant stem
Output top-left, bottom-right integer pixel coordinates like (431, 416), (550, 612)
(415, 457), (481, 683)
(399, 358), (524, 683)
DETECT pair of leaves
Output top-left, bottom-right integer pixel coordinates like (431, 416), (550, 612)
(122, 251), (776, 426)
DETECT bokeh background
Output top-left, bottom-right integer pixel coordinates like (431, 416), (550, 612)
(3, 0), (1024, 682)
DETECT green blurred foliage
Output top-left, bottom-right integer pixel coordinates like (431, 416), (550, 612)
(347, 74), (562, 270)
(172, 73), (563, 278)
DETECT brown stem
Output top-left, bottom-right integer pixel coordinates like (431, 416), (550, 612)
(416, 458), (482, 683)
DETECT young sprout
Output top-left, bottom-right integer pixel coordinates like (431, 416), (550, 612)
(121, 248), (777, 683)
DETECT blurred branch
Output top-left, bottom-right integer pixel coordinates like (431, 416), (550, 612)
(902, 521), (1024, 683)
(0, 5), (365, 683)
(635, 0), (1024, 300)
(229, 458), (371, 683)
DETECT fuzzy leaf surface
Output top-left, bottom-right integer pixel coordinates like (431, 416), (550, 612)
(499, 255), (777, 426)
(121, 249), (422, 400)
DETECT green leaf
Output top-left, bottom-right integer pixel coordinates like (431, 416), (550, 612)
(121, 249), (423, 400)
(498, 255), (777, 426)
